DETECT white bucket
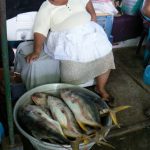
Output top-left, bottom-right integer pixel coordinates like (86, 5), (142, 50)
(14, 83), (111, 150)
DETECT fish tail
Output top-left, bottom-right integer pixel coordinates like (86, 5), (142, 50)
(95, 125), (113, 142)
(94, 129), (115, 148)
(109, 111), (120, 128)
(100, 105), (131, 127)
(110, 105), (131, 127)
(78, 134), (94, 146)
(71, 137), (90, 150)
(94, 126), (111, 146)
(113, 105), (131, 113)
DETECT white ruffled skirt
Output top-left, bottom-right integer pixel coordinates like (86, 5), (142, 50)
(44, 21), (112, 62)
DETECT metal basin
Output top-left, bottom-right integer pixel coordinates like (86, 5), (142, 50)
(13, 83), (111, 150)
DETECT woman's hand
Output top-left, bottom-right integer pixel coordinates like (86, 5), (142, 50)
(26, 51), (40, 63)
(26, 33), (46, 63)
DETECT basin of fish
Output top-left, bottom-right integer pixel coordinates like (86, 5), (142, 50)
(14, 83), (112, 150)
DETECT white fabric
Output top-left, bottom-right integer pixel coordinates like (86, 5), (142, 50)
(14, 41), (60, 90)
(92, 1), (118, 15)
(33, 0), (91, 36)
(7, 12), (37, 41)
(44, 21), (112, 62)
(14, 41), (95, 89)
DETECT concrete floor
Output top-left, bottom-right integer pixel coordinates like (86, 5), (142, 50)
(91, 46), (150, 150)
(1, 46), (150, 150)
(92, 128), (150, 150)
(108, 47), (150, 126)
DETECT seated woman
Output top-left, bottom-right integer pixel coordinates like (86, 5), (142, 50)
(25, 0), (116, 106)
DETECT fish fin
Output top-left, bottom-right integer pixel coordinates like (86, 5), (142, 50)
(63, 129), (81, 139)
(70, 140), (80, 150)
(83, 138), (90, 145)
(97, 140), (115, 149)
(95, 125), (113, 142)
(100, 105), (131, 116)
(31, 130), (41, 140)
(77, 134), (94, 145)
(100, 105), (131, 127)
(95, 132), (105, 143)
(110, 105), (131, 127)
(109, 111), (120, 128)
(97, 125), (113, 138)
(77, 121), (88, 132)
(113, 105), (131, 113)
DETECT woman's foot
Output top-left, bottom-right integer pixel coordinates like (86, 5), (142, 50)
(95, 87), (115, 107)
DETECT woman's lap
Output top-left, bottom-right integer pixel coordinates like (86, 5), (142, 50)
(60, 51), (115, 84)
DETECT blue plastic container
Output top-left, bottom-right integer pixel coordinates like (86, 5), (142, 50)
(0, 122), (4, 143)
(143, 65), (150, 85)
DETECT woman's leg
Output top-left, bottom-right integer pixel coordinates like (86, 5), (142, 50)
(95, 70), (111, 99)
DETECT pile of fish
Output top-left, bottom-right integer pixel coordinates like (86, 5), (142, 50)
(18, 88), (130, 149)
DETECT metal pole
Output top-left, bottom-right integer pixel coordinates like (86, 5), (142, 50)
(0, 0), (15, 145)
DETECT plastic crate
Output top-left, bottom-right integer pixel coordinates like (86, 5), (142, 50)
(96, 15), (114, 42)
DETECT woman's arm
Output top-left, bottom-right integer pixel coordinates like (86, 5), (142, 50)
(26, 33), (46, 63)
(86, 0), (97, 22)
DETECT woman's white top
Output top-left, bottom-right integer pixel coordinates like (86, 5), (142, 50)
(33, 0), (112, 62)
(33, 0), (91, 36)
